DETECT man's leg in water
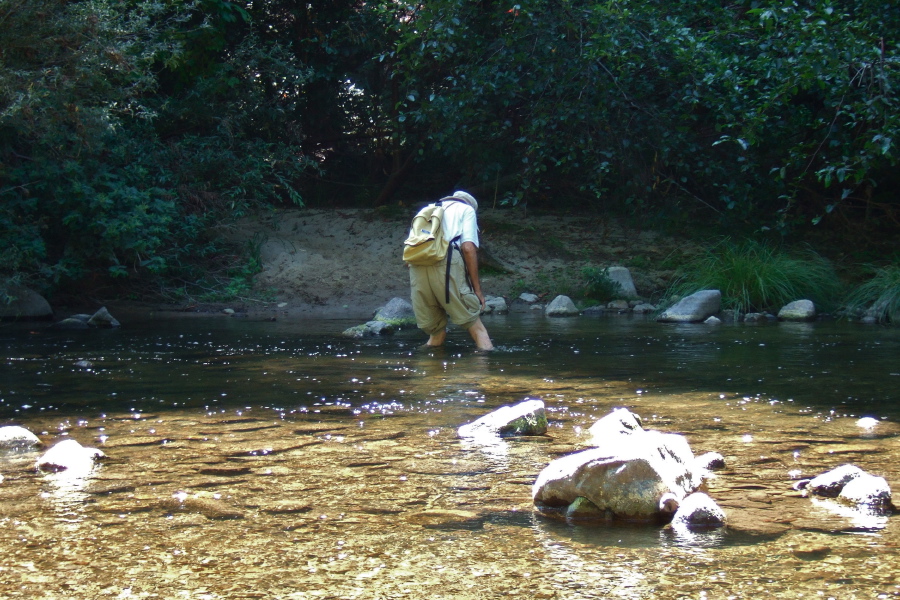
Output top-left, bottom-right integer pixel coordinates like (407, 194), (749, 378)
(426, 328), (447, 347)
(467, 318), (494, 351)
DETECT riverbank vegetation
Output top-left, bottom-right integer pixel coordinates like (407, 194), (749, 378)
(666, 240), (844, 315)
(1, 0), (898, 319)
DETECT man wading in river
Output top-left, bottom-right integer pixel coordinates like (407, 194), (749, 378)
(404, 191), (494, 351)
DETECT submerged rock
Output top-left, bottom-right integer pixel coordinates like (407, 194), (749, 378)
(458, 399), (547, 438)
(342, 320), (394, 338)
(162, 493), (244, 520)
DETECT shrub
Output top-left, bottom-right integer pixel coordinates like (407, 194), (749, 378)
(842, 265), (900, 324)
(666, 238), (842, 315)
(581, 267), (623, 302)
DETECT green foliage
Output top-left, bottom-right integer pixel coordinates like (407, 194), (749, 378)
(581, 267), (623, 303)
(667, 239), (843, 314)
(843, 264), (900, 324)
(506, 264), (625, 305)
(1, 0), (898, 301)
(372, 0), (900, 231)
(0, 0), (315, 296)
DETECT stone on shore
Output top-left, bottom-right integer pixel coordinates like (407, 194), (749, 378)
(657, 290), (722, 323)
(606, 266), (638, 298)
(778, 299), (816, 322)
(545, 295), (579, 317)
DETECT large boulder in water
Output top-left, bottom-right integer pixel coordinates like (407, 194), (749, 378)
(532, 422), (704, 521)
(483, 295), (509, 314)
(0, 285), (52, 320)
(657, 290), (721, 323)
(838, 474), (893, 513)
(87, 306), (120, 327)
(803, 464), (893, 514)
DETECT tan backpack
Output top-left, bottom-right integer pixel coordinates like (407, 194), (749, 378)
(402, 198), (463, 266)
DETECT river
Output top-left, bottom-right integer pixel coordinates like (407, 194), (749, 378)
(1, 312), (898, 599)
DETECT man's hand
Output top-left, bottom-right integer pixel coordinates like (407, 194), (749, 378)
(460, 241), (486, 309)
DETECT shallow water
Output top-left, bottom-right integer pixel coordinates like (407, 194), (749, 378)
(1, 314), (899, 599)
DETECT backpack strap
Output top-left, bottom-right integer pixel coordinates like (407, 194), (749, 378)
(444, 234), (461, 304)
(443, 235), (475, 305)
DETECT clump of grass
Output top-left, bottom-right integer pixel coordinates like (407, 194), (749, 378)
(666, 238), (842, 315)
(842, 264), (900, 324)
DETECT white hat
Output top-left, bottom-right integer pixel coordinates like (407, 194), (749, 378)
(452, 191), (478, 211)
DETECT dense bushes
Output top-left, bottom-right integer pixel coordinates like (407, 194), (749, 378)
(1, 0), (898, 301)
(0, 0), (313, 297)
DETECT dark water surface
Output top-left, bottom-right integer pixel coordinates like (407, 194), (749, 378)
(1, 313), (898, 599)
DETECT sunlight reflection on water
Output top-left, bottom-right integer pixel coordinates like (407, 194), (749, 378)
(0, 315), (899, 598)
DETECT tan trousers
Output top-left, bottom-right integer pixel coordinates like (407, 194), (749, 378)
(409, 252), (481, 335)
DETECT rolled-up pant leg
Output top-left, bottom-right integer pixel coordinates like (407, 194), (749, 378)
(410, 255), (481, 335)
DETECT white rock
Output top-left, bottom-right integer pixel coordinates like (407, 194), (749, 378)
(0, 425), (41, 449)
(458, 399), (547, 438)
(671, 492), (726, 528)
(36, 439), (105, 473)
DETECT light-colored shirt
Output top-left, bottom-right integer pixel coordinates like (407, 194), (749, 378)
(440, 200), (479, 248)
